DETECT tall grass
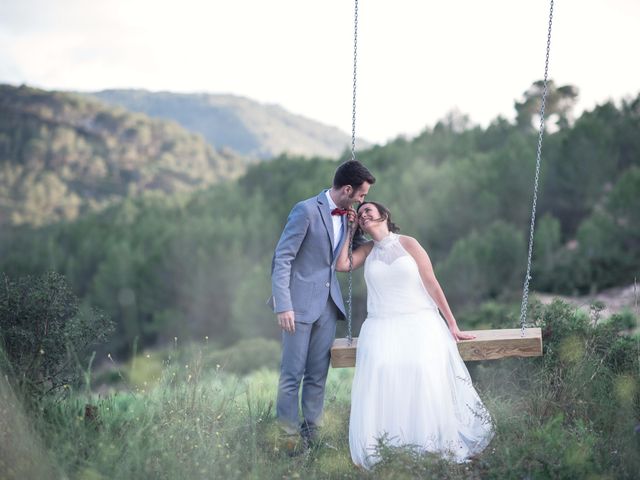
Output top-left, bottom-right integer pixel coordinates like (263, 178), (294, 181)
(2, 300), (639, 479)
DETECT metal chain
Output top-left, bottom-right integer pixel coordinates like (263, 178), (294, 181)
(351, 0), (359, 162)
(347, 237), (354, 345)
(347, 0), (359, 345)
(519, 0), (555, 337)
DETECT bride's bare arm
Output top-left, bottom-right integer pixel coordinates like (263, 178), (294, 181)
(399, 236), (476, 340)
(335, 223), (373, 272)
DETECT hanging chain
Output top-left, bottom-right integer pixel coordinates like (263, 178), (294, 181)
(519, 0), (555, 338)
(351, 0), (359, 162)
(347, 237), (354, 345)
(347, 0), (359, 345)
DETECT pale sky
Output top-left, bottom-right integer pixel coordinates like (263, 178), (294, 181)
(1, 0), (639, 144)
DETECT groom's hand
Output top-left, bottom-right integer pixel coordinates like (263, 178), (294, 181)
(277, 310), (296, 333)
(346, 207), (357, 226)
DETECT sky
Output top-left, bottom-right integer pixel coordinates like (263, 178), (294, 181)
(1, 0), (639, 144)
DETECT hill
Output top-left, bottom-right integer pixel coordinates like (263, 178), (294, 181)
(91, 89), (368, 159)
(0, 84), (247, 226)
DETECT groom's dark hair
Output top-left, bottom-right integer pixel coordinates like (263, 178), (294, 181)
(333, 160), (376, 189)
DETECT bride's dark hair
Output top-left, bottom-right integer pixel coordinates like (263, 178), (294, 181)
(356, 201), (400, 237)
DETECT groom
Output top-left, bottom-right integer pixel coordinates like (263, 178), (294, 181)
(270, 160), (375, 450)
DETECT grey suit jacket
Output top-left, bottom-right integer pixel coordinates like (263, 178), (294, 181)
(270, 191), (351, 324)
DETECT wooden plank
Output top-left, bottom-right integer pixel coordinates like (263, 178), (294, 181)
(456, 328), (543, 361)
(330, 337), (359, 368)
(330, 328), (543, 368)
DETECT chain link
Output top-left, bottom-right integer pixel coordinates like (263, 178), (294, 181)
(519, 0), (555, 337)
(347, 238), (354, 345)
(346, 0), (359, 345)
(351, 0), (359, 163)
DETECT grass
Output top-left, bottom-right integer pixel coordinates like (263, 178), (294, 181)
(1, 300), (639, 479)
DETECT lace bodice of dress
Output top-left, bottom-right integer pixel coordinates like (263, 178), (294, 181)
(364, 233), (438, 318)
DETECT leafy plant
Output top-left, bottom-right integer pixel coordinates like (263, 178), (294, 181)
(0, 272), (114, 403)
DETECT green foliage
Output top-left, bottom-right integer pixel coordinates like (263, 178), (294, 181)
(515, 80), (579, 130)
(0, 84), (245, 227)
(457, 300), (521, 330)
(539, 166), (640, 293)
(93, 89), (358, 159)
(541, 96), (640, 236)
(470, 300), (640, 479)
(10, 301), (637, 480)
(528, 299), (639, 428)
(531, 214), (563, 289)
(575, 166), (640, 287)
(206, 338), (281, 376)
(1, 86), (639, 357)
(0, 272), (114, 404)
(437, 221), (525, 307)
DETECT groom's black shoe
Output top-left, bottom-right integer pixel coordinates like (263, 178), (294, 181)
(281, 433), (308, 457)
(301, 431), (318, 449)
(300, 423), (321, 449)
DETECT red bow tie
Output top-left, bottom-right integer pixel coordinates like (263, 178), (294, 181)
(331, 208), (349, 216)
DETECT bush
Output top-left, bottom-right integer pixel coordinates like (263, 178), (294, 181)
(457, 300), (521, 330)
(437, 220), (526, 307)
(0, 272), (114, 403)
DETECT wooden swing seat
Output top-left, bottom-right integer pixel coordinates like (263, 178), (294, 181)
(330, 327), (543, 368)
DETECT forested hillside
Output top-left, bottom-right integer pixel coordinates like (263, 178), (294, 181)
(91, 89), (367, 159)
(1, 85), (638, 358)
(0, 84), (247, 226)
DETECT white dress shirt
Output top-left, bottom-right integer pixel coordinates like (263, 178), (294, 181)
(325, 190), (343, 248)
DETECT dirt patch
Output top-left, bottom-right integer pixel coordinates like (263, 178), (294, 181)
(535, 284), (640, 323)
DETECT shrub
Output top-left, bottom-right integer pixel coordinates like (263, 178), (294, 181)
(437, 220), (525, 307)
(0, 272), (114, 403)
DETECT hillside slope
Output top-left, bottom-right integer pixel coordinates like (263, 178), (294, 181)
(0, 84), (246, 226)
(92, 89), (369, 159)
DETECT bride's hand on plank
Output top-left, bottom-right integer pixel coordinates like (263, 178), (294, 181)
(450, 326), (476, 342)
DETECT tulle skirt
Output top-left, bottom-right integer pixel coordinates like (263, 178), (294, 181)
(349, 308), (495, 469)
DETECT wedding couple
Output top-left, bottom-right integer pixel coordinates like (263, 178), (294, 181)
(270, 160), (494, 468)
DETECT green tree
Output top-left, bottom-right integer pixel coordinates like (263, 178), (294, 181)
(515, 80), (579, 130)
(0, 272), (113, 403)
(436, 221), (526, 308)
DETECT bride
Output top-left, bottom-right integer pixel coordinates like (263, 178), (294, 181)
(336, 201), (495, 469)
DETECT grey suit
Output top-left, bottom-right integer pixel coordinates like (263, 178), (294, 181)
(270, 190), (349, 435)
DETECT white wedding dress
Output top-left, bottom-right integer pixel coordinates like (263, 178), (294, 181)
(349, 233), (495, 468)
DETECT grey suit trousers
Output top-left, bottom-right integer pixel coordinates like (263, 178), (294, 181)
(276, 298), (338, 434)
